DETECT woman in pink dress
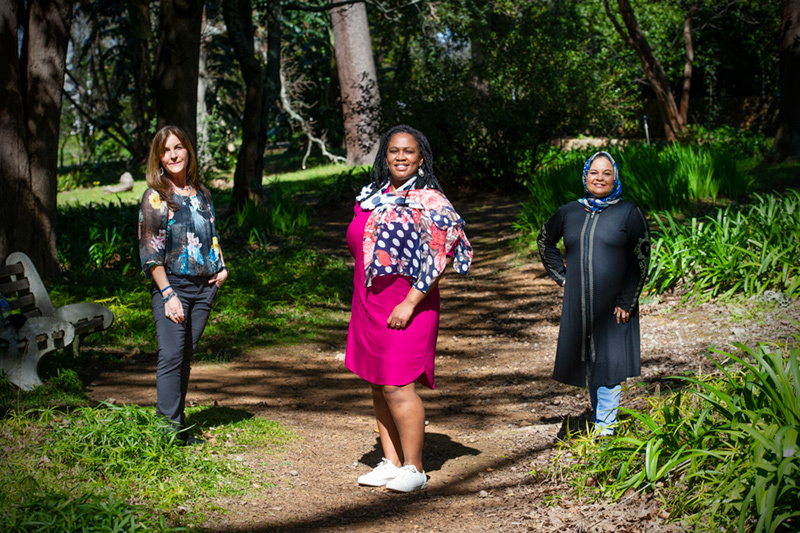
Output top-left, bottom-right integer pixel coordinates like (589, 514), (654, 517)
(346, 125), (472, 492)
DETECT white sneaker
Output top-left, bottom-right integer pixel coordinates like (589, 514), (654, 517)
(358, 458), (401, 486)
(385, 465), (428, 492)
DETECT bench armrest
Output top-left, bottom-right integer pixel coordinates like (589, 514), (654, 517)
(55, 303), (114, 331)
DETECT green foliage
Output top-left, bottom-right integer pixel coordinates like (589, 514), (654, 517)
(0, 491), (184, 533)
(201, 242), (351, 357)
(514, 161), (584, 239)
(577, 342), (800, 532)
(205, 105), (238, 173)
(0, 370), (88, 413)
(376, 0), (640, 190)
(317, 166), (373, 207)
(58, 200), (140, 273)
(0, 403), (294, 529)
(613, 144), (689, 211)
(233, 184), (313, 244)
(514, 136), (762, 242)
(649, 191), (800, 301)
(58, 161), (141, 192)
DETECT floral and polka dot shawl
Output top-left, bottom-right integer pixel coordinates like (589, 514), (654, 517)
(357, 184), (473, 293)
(138, 188), (223, 278)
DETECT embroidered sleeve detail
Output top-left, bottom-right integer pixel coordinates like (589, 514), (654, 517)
(617, 205), (651, 313)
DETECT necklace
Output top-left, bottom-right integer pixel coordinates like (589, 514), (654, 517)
(172, 181), (191, 193)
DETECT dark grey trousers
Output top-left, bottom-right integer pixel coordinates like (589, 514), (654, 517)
(151, 275), (218, 430)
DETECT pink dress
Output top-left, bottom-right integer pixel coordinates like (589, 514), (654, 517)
(345, 203), (440, 388)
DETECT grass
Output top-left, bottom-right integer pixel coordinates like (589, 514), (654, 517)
(57, 180), (150, 207)
(559, 340), (800, 532)
(0, 397), (295, 530)
(0, 159), (355, 528)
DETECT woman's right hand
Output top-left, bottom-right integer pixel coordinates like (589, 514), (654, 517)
(164, 293), (184, 323)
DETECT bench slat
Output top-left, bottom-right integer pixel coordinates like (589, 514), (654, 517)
(0, 263), (24, 277)
(9, 293), (36, 311)
(73, 316), (105, 336)
(0, 278), (31, 297)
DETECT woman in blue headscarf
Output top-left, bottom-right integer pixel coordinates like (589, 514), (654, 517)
(537, 151), (650, 435)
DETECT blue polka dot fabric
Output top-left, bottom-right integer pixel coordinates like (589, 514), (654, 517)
(357, 183), (473, 293)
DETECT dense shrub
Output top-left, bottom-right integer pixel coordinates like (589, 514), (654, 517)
(576, 342), (800, 532)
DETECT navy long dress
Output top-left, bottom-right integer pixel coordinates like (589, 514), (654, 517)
(537, 200), (650, 388)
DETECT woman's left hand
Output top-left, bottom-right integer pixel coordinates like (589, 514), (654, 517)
(209, 267), (228, 288)
(388, 301), (415, 330)
(613, 306), (630, 324)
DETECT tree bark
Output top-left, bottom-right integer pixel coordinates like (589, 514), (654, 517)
(0, 0), (73, 279)
(0, 0), (32, 268)
(330, 0), (381, 165)
(223, 0), (266, 207)
(155, 0), (204, 146)
(679, 2), (701, 128)
(128, 0), (154, 163)
(768, 0), (800, 163)
(256, 0), (282, 182)
(605, 0), (694, 142)
(197, 6), (212, 172)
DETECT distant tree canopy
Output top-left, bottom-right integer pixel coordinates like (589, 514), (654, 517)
(1, 0), (786, 274)
(53, 0), (784, 192)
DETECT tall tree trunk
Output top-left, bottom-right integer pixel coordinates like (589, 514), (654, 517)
(128, 0), (153, 164)
(197, 6), (212, 172)
(604, 0), (695, 142)
(330, 0), (381, 165)
(678, 2), (701, 128)
(256, 0), (282, 182)
(768, 0), (800, 163)
(155, 0), (204, 146)
(0, 0), (72, 279)
(223, 0), (266, 207)
(0, 0), (33, 268)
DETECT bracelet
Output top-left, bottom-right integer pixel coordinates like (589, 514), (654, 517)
(221, 266), (228, 272)
(163, 292), (177, 304)
(160, 285), (172, 294)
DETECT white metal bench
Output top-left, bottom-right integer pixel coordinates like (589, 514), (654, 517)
(0, 252), (114, 390)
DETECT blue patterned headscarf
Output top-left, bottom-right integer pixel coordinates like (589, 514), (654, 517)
(578, 151), (622, 212)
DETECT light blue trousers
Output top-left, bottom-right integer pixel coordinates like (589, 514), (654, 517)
(590, 384), (621, 435)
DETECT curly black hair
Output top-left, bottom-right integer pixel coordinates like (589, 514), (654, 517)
(370, 124), (444, 193)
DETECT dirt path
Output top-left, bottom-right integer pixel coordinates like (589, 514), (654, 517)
(88, 193), (800, 532)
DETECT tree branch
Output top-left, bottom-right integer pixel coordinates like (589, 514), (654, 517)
(279, 70), (346, 168)
(61, 84), (131, 152)
(603, 0), (634, 47)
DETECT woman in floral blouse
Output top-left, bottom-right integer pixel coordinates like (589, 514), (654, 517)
(138, 125), (228, 444)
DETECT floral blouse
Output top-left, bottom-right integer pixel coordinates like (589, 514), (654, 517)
(138, 188), (223, 278)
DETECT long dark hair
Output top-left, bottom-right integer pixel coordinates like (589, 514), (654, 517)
(370, 125), (444, 193)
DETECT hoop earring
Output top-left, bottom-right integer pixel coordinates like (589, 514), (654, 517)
(159, 166), (164, 177)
